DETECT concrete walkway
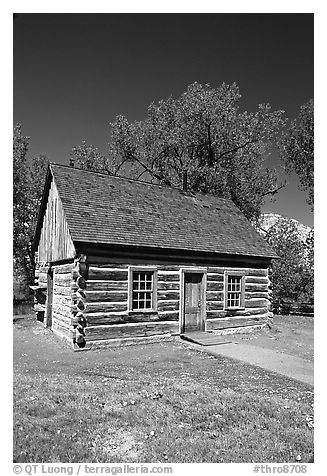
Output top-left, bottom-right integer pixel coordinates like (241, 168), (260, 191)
(190, 341), (314, 386)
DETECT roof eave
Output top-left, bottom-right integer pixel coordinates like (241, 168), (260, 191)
(73, 240), (278, 262)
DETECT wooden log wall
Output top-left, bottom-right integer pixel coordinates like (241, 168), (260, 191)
(51, 263), (75, 340)
(33, 261), (49, 321)
(83, 261), (181, 342)
(205, 266), (270, 331)
(33, 258), (88, 346)
(33, 255), (271, 345)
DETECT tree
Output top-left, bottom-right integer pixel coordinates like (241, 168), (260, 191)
(264, 217), (314, 304)
(13, 124), (49, 287)
(69, 141), (111, 174)
(279, 99), (314, 209)
(108, 82), (287, 220)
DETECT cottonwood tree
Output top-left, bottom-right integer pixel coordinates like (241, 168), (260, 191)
(13, 124), (49, 287)
(69, 141), (111, 174)
(108, 82), (287, 220)
(265, 217), (314, 304)
(279, 99), (314, 209)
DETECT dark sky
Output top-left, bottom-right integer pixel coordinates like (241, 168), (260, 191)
(13, 13), (314, 226)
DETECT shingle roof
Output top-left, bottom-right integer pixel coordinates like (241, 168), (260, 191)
(46, 163), (277, 258)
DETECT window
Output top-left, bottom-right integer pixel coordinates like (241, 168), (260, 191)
(225, 272), (245, 309)
(129, 268), (157, 311)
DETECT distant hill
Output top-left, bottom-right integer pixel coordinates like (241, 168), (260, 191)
(258, 213), (313, 241)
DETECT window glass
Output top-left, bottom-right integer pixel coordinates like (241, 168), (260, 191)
(132, 271), (154, 310)
(226, 275), (243, 308)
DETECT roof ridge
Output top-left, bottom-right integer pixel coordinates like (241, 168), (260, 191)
(49, 162), (233, 203)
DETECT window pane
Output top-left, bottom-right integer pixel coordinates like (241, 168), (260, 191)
(227, 275), (242, 308)
(132, 270), (155, 310)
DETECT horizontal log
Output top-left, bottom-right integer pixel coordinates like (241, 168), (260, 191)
(157, 290), (179, 300)
(53, 285), (72, 296)
(52, 264), (74, 274)
(85, 280), (128, 291)
(86, 311), (179, 326)
(206, 291), (224, 301)
(53, 294), (72, 305)
(86, 261), (128, 268)
(53, 295), (73, 308)
(55, 274), (73, 285)
(84, 291), (128, 303)
(158, 310), (179, 320)
(207, 267), (224, 274)
(206, 310), (227, 319)
(231, 307), (268, 316)
(222, 268), (267, 277)
(206, 307), (268, 319)
(206, 317), (266, 331)
(53, 304), (72, 319)
(52, 319), (73, 339)
(156, 265), (181, 271)
(85, 321), (179, 341)
(244, 268), (268, 277)
(206, 301), (224, 311)
(245, 276), (269, 284)
(245, 284), (268, 293)
(86, 313), (130, 326)
(52, 312), (72, 326)
(245, 299), (268, 308)
(88, 267), (128, 281)
(207, 274), (224, 282)
(157, 302), (179, 312)
(245, 292), (269, 299)
(84, 302), (128, 314)
(206, 282), (224, 292)
(157, 273), (179, 282)
(157, 281), (180, 291)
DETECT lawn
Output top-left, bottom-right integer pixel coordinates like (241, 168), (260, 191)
(230, 314), (314, 362)
(13, 315), (314, 463)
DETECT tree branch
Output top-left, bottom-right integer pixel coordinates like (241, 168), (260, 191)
(260, 183), (286, 198)
(215, 139), (259, 162)
(113, 156), (132, 175)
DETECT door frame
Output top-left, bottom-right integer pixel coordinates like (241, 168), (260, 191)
(179, 267), (207, 334)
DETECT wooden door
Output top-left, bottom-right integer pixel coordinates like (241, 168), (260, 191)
(45, 269), (54, 328)
(183, 273), (204, 333)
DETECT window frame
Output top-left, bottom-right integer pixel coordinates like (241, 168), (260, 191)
(224, 271), (245, 310)
(128, 266), (158, 313)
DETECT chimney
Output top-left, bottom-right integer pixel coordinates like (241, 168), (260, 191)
(182, 170), (188, 192)
(69, 157), (75, 167)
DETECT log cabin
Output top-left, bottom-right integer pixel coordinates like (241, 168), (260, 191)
(31, 163), (278, 349)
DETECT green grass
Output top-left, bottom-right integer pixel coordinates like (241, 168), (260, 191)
(13, 315), (314, 463)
